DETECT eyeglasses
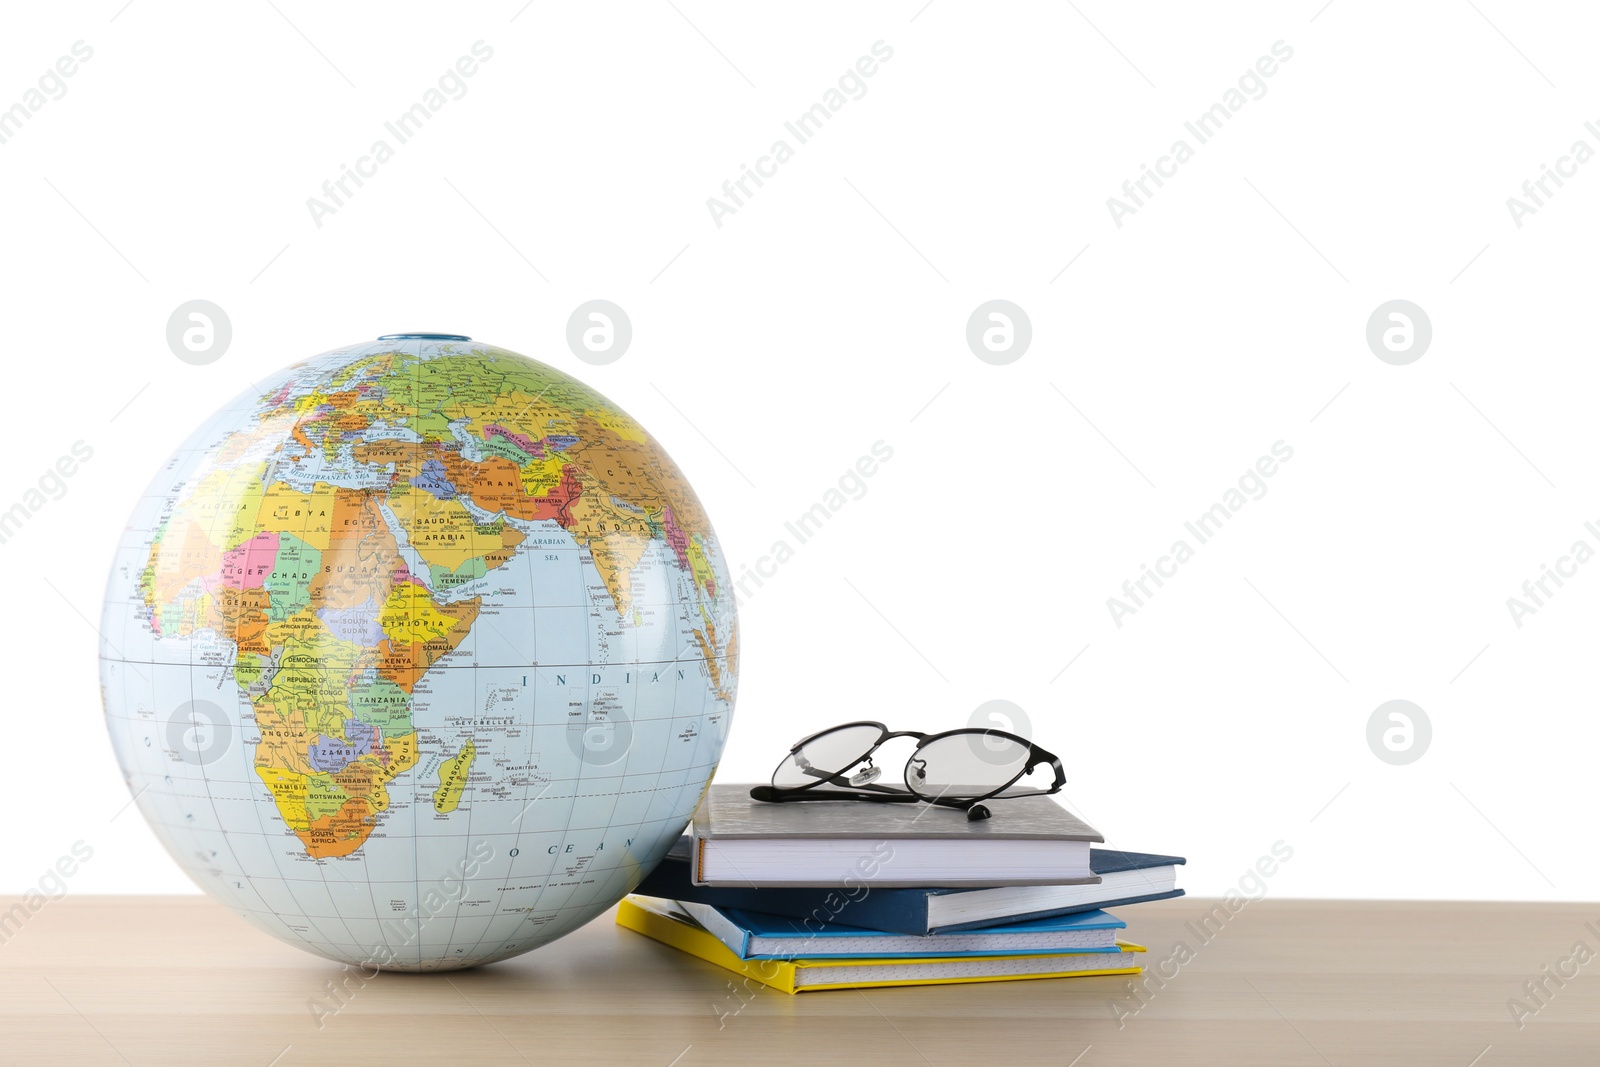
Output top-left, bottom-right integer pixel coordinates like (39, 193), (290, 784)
(749, 720), (1066, 821)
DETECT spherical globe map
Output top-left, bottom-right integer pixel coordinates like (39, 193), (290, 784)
(99, 334), (738, 971)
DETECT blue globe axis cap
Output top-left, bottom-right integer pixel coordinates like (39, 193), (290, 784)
(377, 333), (471, 341)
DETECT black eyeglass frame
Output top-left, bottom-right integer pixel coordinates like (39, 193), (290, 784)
(752, 719), (1066, 820)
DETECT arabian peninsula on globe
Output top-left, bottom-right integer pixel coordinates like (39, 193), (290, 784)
(99, 335), (738, 971)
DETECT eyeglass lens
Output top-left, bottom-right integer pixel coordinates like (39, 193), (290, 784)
(771, 723), (884, 788)
(906, 731), (1032, 800)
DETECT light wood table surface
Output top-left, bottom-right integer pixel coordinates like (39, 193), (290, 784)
(0, 895), (1595, 1066)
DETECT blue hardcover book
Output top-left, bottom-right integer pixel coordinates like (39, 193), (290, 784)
(663, 897), (1127, 959)
(635, 837), (1185, 935)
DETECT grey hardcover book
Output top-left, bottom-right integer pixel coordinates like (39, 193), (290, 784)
(689, 784), (1104, 888)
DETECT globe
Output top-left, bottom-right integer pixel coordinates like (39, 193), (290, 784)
(99, 334), (738, 971)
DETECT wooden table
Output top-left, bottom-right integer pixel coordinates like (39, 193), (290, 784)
(1, 895), (1595, 1066)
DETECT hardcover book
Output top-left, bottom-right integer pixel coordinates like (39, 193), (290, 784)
(638, 836), (1185, 934)
(616, 896), (1144, 993)
(689, 783), (1103, 887)
(674, 897), (1125, 959)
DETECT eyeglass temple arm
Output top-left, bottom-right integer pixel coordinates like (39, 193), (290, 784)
(1024, 746), (1067, 791)
(749, 785), (921, 804)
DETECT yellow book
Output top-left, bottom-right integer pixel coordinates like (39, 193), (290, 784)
(615, 896), (1144, 994)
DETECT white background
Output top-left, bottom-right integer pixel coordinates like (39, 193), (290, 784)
(2, 0), (1596, 903)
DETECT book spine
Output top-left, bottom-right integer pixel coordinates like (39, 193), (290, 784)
(691, 835), (708, 886)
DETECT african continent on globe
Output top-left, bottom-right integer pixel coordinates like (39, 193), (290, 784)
(99, 334), (737, 972)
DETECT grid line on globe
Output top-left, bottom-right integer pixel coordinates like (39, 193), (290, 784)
(99, 336), (737, 970)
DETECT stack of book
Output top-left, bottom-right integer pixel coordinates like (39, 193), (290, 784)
(617, 784), (1184, 993)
